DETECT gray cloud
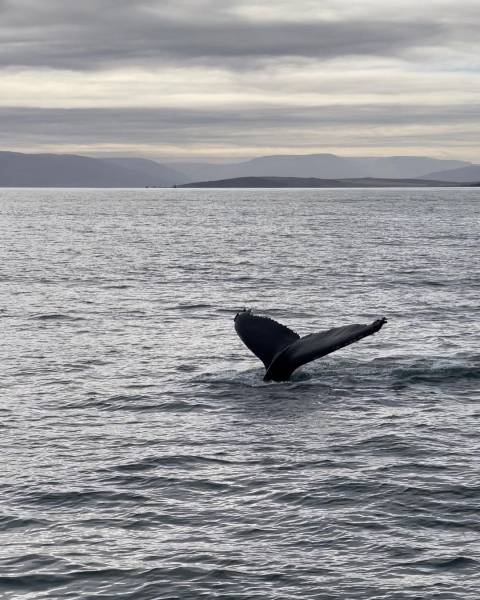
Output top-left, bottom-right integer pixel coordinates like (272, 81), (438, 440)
(1, 104), (479, 147)
(1, 1), (479, 159)
(0, 0), (456, 70)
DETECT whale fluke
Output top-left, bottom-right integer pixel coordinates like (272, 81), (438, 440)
(234, 310), (387, 381)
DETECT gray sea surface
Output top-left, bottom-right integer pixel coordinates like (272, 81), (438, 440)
(1, 187), (480, 599)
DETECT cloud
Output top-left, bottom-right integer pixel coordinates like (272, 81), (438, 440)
(0, 0), (479, 159)
(0, 0), (462, 70)
(1, 104), (479, 160)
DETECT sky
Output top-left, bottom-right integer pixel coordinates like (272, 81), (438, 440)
(1, 0), (479, 162)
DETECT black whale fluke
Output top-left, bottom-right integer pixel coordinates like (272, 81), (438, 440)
(234, 309), (387, 382)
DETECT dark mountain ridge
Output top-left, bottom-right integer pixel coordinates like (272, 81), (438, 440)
(179, 176), (466, 188)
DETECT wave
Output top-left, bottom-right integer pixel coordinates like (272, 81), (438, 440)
(31, 313), (86, 321)
(0, 515), (50, 532)
(63, 394), (213, 413)
(400, 556), (478, 572)
(113, 453), (238, 472)
(22, 488), (149, 509)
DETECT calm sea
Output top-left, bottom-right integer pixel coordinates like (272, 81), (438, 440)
(1, 188), (480, 599)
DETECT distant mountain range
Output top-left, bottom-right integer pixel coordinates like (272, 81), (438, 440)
(179, 176), (464, 188)
(419, 164), (480, 182)
(0, 152), (181, 187)
(168, 154), (471, 182)
(1, 150), (479, 187)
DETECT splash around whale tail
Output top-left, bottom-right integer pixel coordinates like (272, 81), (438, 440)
(234, 309), (387, 382)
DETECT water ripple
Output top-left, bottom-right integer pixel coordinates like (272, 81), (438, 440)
(1, 188), (479, 599)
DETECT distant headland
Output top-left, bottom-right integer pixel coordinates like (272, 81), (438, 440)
(178, 176), (470, 188)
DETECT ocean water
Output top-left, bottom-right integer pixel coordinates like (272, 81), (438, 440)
(1, 187), (479, 600)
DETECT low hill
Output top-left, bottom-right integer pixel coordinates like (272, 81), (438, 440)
(0, 151), (181, 187)
(179, 176), (463, 188)
(421, 164), (480, 182)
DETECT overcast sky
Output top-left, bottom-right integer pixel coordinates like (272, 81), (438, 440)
(1, 0), (479, 161)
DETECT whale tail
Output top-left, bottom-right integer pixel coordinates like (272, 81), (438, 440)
(234, 310), (387, 382)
